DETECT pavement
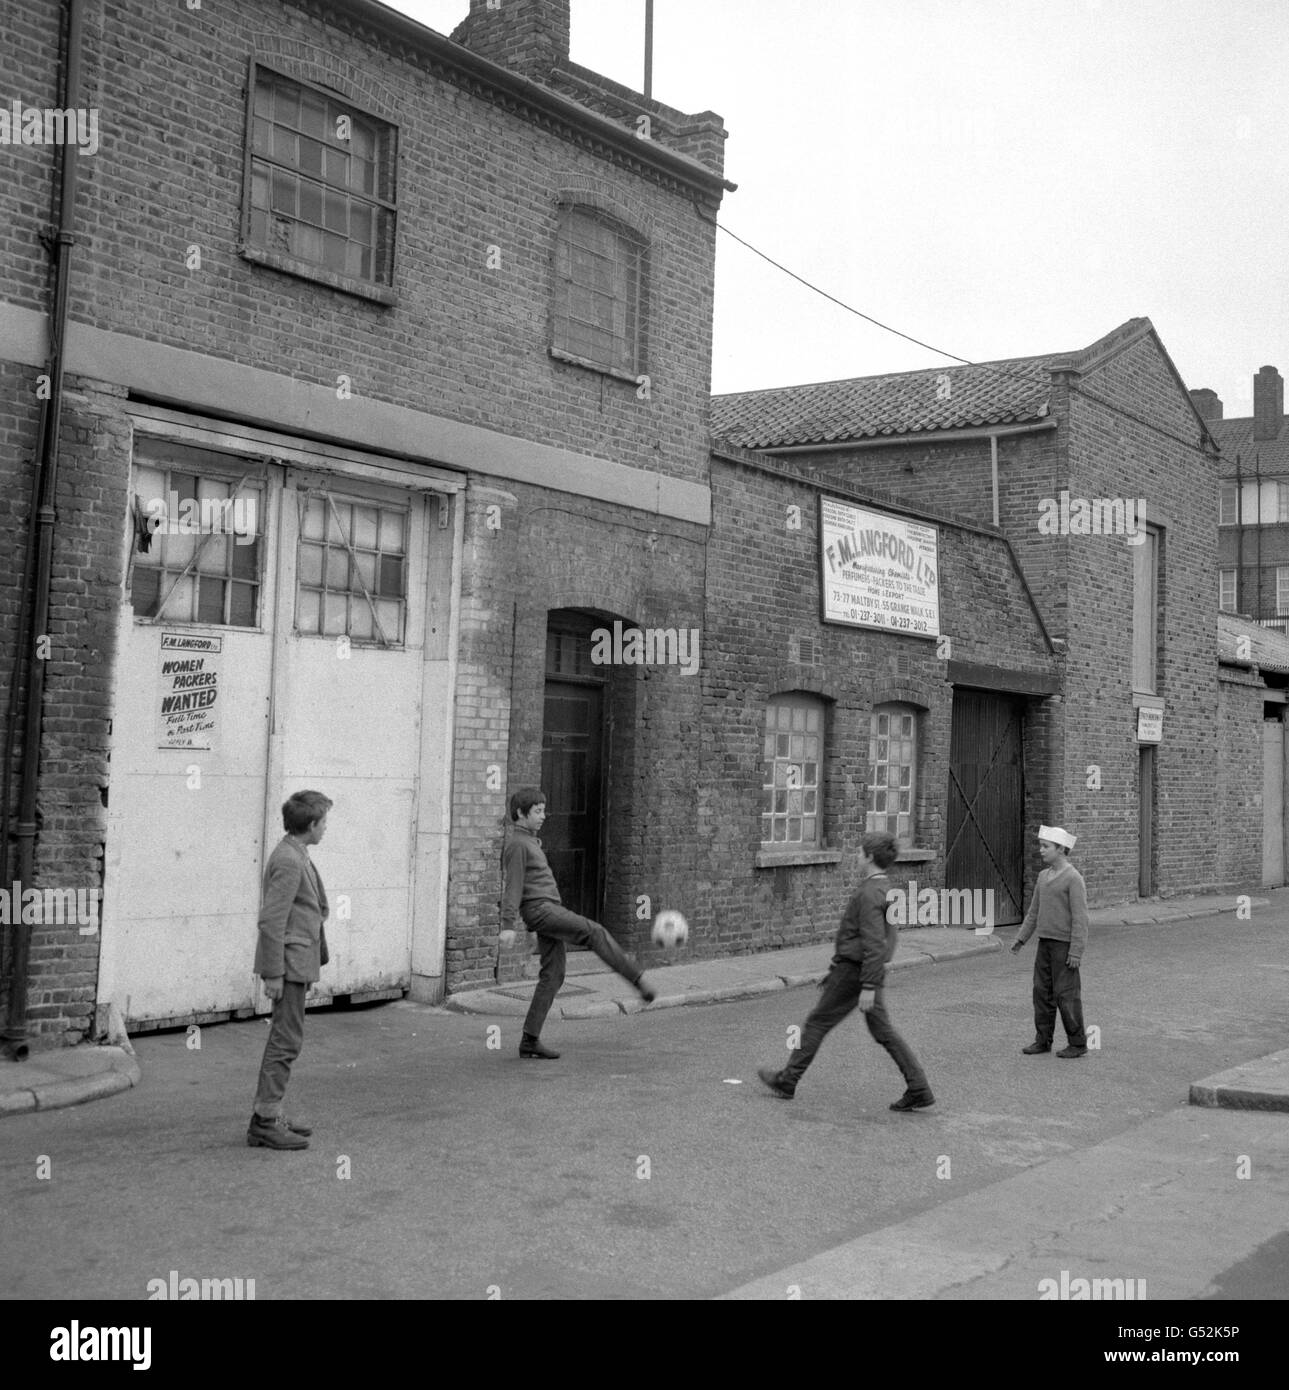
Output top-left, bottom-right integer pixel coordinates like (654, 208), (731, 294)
(0, 889), (1278, 1120)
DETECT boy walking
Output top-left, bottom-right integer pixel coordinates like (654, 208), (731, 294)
(247, 790), (333, 1150)
(499, 787), (654, 1059)
(1011, 824), (1088, 1058)
(758, 832), (935, 1111)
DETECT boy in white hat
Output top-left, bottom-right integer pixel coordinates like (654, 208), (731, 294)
(1010, 825), (1088, 1058)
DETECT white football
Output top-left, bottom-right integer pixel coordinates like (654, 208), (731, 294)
(651, 908), (689, 949)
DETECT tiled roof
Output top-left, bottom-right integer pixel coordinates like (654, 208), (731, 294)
(711, 354), (1059, 449)
(1218, 611), (1289, 674)
(1211, 416), (1289, 478)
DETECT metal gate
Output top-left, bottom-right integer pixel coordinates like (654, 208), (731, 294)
(945, 689), (1025, 925)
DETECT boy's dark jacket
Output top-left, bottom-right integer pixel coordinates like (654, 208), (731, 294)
(833, 871), (896, 988)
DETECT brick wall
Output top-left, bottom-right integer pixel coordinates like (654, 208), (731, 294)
(757, 329), (1221, 906)
(1, 0), (726, 1038)
(1216, 669), (1265, 887)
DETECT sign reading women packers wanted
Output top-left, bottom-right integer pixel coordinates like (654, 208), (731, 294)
(819, 497), (940, 637)
(157, 632), (221, 749)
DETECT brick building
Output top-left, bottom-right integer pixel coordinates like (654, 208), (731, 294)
(0, 0), (730, 1047)
(1201, 366), (1289, 630)
(713, 318), (1223, 908)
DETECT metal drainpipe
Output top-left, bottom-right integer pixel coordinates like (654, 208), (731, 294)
(2, 0), (86, 1061)
(990, 433), (1000, 528)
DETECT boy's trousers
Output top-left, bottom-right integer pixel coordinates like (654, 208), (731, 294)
(780, 958), (929, 1091)
(1032, 937), (1086, 1047)
(252, 981), (307, 1118)
(521, 901), (642, 1037)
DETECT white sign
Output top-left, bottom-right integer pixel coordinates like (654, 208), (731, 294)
(157, 632), (222, 749)
(820, 497), (940, 636)
(1136, 706), (1163, 743)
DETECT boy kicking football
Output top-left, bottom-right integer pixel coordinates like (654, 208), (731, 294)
(758, 831), (935, 1111)
(499, 787), (655, 1059)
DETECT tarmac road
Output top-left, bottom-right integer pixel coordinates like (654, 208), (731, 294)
(1, 904), (1287, 1302)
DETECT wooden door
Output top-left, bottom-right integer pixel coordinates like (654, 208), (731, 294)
(945, 689), (1025, 925)
(540, 679), (604, 919)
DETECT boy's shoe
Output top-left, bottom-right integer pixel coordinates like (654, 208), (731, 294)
(246, 1115), (308, 1150)
(1057, 1045), (1088, 1059)
(889, 1088), (936, 1111)
(284, 1118), (313, 1136)
(519, 1035), (560, 1060)
(1021, 1041), (1052, 1055)
(757, 1066), (795, 1099)
(634, 975), (657, 1004)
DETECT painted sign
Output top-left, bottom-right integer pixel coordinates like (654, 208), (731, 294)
(820, 497), (940, 637)
(1136, 706), (1163, 744)
(157, 632), (222, 749)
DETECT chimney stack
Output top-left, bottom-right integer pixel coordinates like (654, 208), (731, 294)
(1254, 365), (1285, 441)
(1189, 387), (1223, 422)
(451, 0), (571, 80)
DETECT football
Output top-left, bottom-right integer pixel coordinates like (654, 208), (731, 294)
(651, 908), (689, 949)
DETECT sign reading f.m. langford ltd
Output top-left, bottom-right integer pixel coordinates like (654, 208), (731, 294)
(819, 497), (940, 637)
(157, 632), (221, 750)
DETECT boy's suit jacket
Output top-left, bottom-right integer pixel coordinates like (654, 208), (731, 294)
(254, 836), (329, 983)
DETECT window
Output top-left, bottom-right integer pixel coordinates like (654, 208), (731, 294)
(296, 492), (407, 644)
(130, 458), (263, 627)
(1132, 524), (1160, 693)
(761, 696), (823, 848)
(1277, 568), (1289, 618)
(1219, 569), (1236, 612)
(1219, 482), (1236, 526)
(552, 206), (645, 376)
(247, 67), (396, 288)
(1226, 478), (1289, 525)
(867, 705), (916, 842)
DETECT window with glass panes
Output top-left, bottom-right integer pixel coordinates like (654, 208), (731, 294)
(248, 68), (395, 285)
(1219, 570), (1236, 612)
(296, 493), (406, 644)
(552, 206), (645, 375)
(130, 463), (263, 627)
(761, 697), (822, 847)
(867, 706), (915, 841)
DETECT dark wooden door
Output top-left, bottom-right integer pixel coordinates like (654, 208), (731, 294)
(945, 690), (1025, 925)
(540, 679), (604, 920)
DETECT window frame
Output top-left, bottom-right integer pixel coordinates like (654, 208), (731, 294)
(128, 447), (267, 630)
(293, 486), (410, 648)
(240, 61), (399, 305)
(866, 703), (918, 845)
(759, 694), (825, 853)
(549, 203), (648, 382)
(1219, 569), (1236, 613)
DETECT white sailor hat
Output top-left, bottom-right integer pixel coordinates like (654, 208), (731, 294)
(1037, 824), (1076, 850)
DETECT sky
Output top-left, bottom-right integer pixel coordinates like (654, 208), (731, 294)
(386, 0), (1288, 416)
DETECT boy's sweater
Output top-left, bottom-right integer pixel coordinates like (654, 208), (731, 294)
(500, 824), (560, 931)
(1016, 859), (1088, 965)
(834, 871), (897, 989)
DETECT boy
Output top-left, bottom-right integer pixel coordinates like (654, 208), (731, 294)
(247, 790), (333, 1150)
(1011, 824), (1088, 1058)
(499, 787), (654, 1059)
(758, 831), (935, 1111)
